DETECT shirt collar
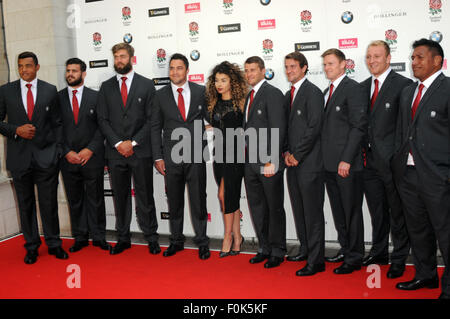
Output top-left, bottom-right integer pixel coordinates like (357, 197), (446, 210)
(292, 76), (307, 90)
(330, 73), (346, 89)
(116, 70), (134, 82)
(171, 80), (190, 94)
(251, 78), (266, 95)
(68, 85), (84, 96)
(372, 67), (392, 85)
(419, 70), (442, 89)
(20, 77), (38, 89)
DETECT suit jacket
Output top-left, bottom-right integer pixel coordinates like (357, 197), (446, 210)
(97, 72), (155, 160)
(392, 73), (450, 183)
(361, 70), (413, 173)
(150, 81), (208, 166)
(243, 81), (287, 173)
(0, 79), (62, 175)
(57, 86), (105, 169)
(285, 78), (324, 173)
(321, 76), (368, 172)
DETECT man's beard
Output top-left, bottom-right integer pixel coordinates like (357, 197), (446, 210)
(66, 75), (83, 87)
(114, 61), (133, 75)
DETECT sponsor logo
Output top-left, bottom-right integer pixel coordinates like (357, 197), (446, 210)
(429, 31), (443, 43)
(341, 11), (353, 24)
(258, 19), (276, 30)
(147, 33), (173, 40)
(153, 77), (171, 86)
(385, 29), (398, 46)
(260, 0), (271, 5)
(223, 0), (234, 14)
(208, 213), (211, 222)
(429, 0), (442, 15)
(339, 38), (358, 49)
(372, 11), (407, 19)
(123, 33), (132, 43)
(89, 59), (108, 68)
(157, 48), (167, 64)
(185, 3), (201, 13)
(189, 74), (205, 83)
(443, 58), (447, 70)
(390, 62), (406, 72)
(122, 6), (131, 21)
(84, 17), (107, 24)
(161, 212), (170, 220)
(262, 39), (273, 54)
(189, 22), (199, 36)
(295, 42), (320, 51)
(93, 32), (102, 46)
(218, 23), (241, 33)
(149, 7), (170, 17)
(190, 50), (200, 61)
(300, 10), (312, 32)
(345, 59), (355, 75)
(216, 50), (245, 58)
(265, 68), (274, 80)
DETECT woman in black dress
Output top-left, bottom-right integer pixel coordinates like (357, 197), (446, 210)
(206, 61), (248, 257)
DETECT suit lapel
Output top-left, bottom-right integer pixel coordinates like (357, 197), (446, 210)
(248, 81), (266, 121)
(78, 88), (90, 125)
(15, 81), (29, 122)
(325, 76), (347, 114)
(412, 73), (444, 126)
(289, 79), (307, 122)
(186, 82), (197, 121)
(372, 71), (394, 114)
(124, 74), (138, 111)
(63, 88), (76, 125)
(165, 84), (181, 119)
(31, 80), (45, 121)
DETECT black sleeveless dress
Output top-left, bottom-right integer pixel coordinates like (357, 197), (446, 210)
(209, 99), (244, 214)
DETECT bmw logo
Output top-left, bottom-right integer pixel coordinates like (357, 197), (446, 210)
(123, 33), (133, 43)
(265, 68), (274, 80)
(190, 50), (200, 61)
(260, 0), (271, 5)
(429, 31), (443, 43)
(341, 11), (353, 24)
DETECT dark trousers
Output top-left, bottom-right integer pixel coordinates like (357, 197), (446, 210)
(396, 166), (450, 295)
(286, 167), (325, 265)
(61, 163), (106, 242)
(325, 170), (364, 266)
(165, 162), (209, 247)
(12, 164), (61, 252)
(108, 156), (158, 243)
(363, 158), (410, 264)
(244, 164), (286, 258)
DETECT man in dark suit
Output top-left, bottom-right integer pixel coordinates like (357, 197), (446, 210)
(97, 43), (160, 255)
(283, 52), (325, 276)
(0, 51), (68, 264)
(151, 53), (210, 260)
(58, 58), (109, 253)
(321, 48), (368, 274)
(360, 41), (412, 278)
(392, 39), (450, 300)
(243, 56), (287, 268)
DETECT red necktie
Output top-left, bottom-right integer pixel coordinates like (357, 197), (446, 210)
(290, 86), (295, 108)
(26, 83), (34, 121)
(72, 89), (79, 124)
(411, 83), (424, 120)
(326, 83), (334, 107)
(177, 88), (186, 121)
(371, 79), (379, 111)
(121, 76), (128, 107)
(248, 89), (255, 111)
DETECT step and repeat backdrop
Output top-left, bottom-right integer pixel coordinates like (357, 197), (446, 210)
(74, 0), (448, 242)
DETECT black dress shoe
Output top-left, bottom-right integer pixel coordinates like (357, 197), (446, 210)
(109, 242), (131, 255)
(362, 255), (389, 266)
(333, 263), (361, 274)
(69, 241), (89, 253)
(296, 263), (326, 276)
(48, 247), (69, 260)
(24, 250), (38, 264)
(325, 253), (345, 263)
(148, 241), (161, 254)
(249, 253), (270, 264)
(199, 246), (211, 260)
(286, 253), (308, 262)
(163, 244), (184, 257)
(439, 292), (450, 300)
(219, 251), (231, 258)
(264, 256), (284, 268)
(396, 277), (439, 290)
(387, 263), (405, 279)
(93, 240), (111, 251)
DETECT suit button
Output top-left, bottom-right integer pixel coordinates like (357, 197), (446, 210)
(409, 136), (413, 140)
(124, 115), (128, 119)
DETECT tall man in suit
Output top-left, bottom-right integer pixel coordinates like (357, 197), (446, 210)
(58, 58), (109, 253)
(360, 41), (412, 278)
(97, 43), (160, 255)
(0, 51), (68, 264)
(283, 52), (325, 276)
(392, 39), (450, 300)
(151, 53), (210, 260)
(243, 56), (287, 268)
(321, 48), (368, 274)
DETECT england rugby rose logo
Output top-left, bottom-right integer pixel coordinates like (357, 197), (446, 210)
(93, 32), (102, 46)
(300, 10), (312, 26)
(429, 0), (442, 15)
(122, 7), (131, 20)
(189, 22), (199, 36)
(262, 39), (273, 54)
(223, 0), (233, 9)
(345, 59), (355, 75)
(157, 49), (166, 63)
(385, 29), (398, 46)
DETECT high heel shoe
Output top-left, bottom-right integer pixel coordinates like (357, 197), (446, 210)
(230, 236), (244, 256)
(219, 251), (232, 258)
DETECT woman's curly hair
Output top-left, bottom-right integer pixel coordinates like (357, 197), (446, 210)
(205, 61), (248, 116)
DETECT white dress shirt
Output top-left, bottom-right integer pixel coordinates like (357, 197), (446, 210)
(370, 67), (392, 98)
(115, 70), (136, 148)
(20, 78), (38, 114)
(171, 80), (191, 116)
(324, 73), (346, 105)
(246, 79), (266, 122)
(67, 85), (84, 111)
(291, 76), (307, 103)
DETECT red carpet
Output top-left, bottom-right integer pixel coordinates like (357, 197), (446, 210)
(0, 235), (443, 299)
